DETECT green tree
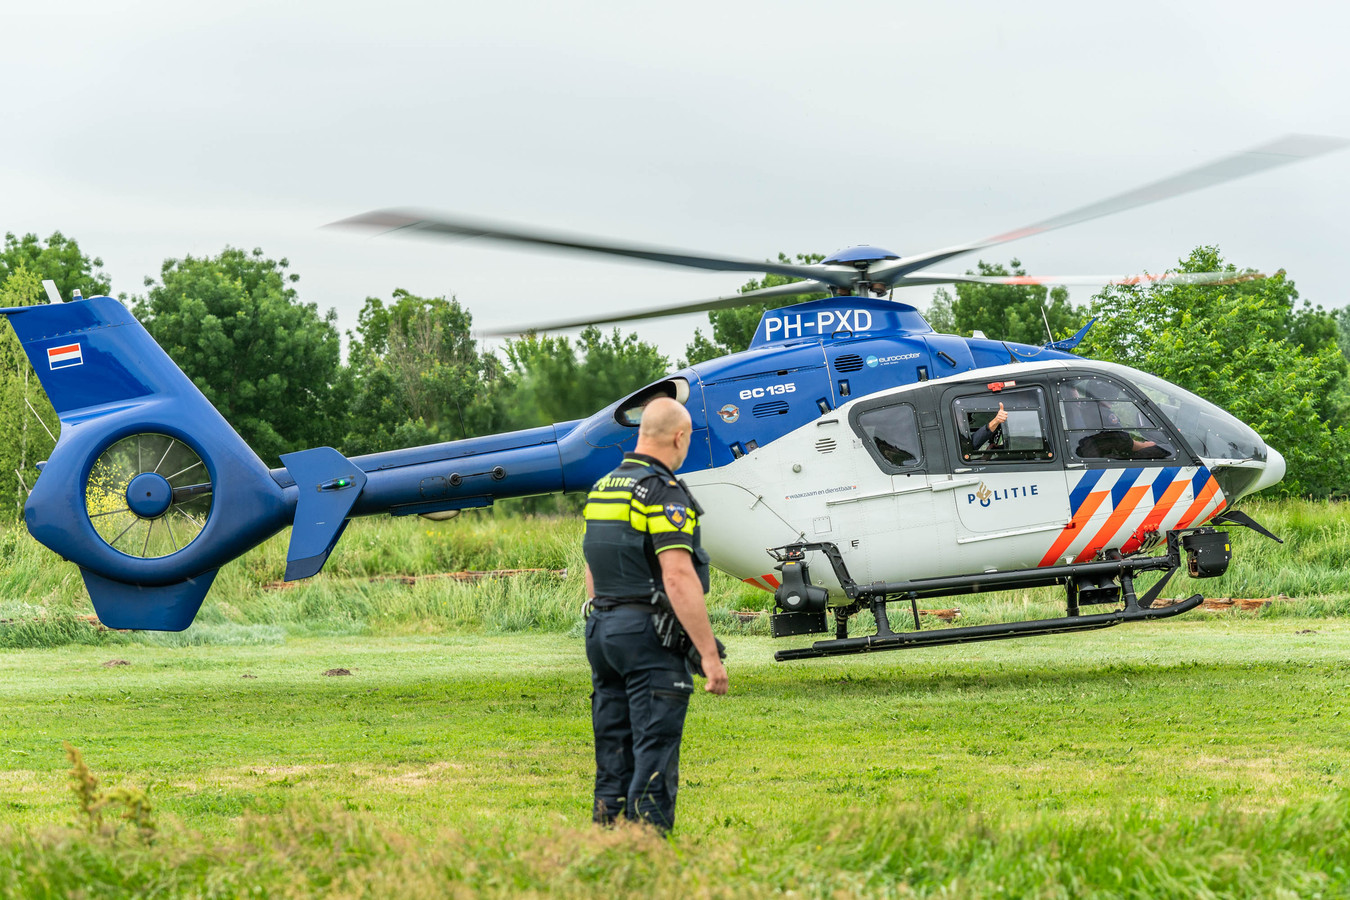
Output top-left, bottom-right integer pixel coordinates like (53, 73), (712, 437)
(1337, 306), (1350, 361)
(0, 232), (110, 300)
(343, 289), (514, 454)
(1081, 246), (1349, 496)
(507, 326), (668, 426)
(924, 259), (1080, 344)
(924, 287), (956, 334)
(683, 253), (827, 365)
(133, 247), (345, 465)
(0, 266), (59, 516)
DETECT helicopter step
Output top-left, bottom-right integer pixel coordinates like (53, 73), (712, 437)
(769, 528), (1226, 662)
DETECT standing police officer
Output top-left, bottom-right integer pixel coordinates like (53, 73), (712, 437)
(582, 397), (729, 833)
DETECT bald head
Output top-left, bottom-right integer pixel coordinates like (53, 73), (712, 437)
(638, 397), (690, 440)
(635, 397), (693, 470)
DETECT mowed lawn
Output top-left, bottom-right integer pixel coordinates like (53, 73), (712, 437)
(2, 617), (1346, 842)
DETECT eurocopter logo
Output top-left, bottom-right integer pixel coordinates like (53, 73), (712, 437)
(866, 352), (920, 368)
(967, 482), (1040, 507)
(764, 309), (873, 341)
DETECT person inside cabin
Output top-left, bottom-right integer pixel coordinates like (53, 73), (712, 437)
(1060, 381), (1171, 460)
(970, 402), (1007, 450)
(1075, 401), (1167, 459)
(956, 389), (1054, 462)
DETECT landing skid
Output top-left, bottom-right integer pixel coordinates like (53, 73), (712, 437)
(769, 528), (1227, 662)
(775, 593), (1203, 661)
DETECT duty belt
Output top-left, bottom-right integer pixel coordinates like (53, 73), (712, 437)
(586, 597), (657, 615)
(591, 599), (653, 612)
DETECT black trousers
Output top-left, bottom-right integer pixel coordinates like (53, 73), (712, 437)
(584, 605), (694, 832)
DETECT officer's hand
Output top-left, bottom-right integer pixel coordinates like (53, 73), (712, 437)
(991, 402), (1007, 430)
(704, 658), (728, 695)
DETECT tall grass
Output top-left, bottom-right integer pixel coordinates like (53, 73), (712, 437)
(2, 794), (1347, 898)
(0, 511), (759, 647)
(1, 499), (1347, 649)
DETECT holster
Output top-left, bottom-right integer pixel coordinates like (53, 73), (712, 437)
(650, 591), (727, 677)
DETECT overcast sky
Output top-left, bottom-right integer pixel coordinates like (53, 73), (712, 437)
(4, 0), (1348, 361)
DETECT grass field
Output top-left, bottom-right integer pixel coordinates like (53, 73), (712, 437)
(2, 624), (1349, 896)
(1, 499), (1348, 896)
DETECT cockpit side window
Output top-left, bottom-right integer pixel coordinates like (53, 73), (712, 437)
(1056, 376), (1175, 461)
(615, 378), (691, 426)
(855, 403), (922, 470)
(953, 387), (1054, 462)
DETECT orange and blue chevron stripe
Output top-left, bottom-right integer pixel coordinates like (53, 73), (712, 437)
(1039, 467), (1226, 567)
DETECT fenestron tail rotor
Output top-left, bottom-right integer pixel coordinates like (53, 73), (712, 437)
(85, 434), (213, 559)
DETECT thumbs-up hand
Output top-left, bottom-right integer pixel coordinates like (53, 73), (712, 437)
(991, 402), (1007, 430)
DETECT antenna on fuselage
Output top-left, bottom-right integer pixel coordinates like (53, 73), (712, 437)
(1040, 305), (1054, 344)
(41, 280), (62, 304)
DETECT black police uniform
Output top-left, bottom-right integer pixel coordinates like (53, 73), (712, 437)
(582, 451), (710, 832)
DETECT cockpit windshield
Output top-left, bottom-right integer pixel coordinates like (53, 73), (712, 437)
(1098, 363), (1266, 463)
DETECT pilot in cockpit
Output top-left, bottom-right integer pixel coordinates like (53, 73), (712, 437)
(1062, 383), (1171, 460)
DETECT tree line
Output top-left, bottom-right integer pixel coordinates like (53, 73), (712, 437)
(0, 231), (1346, 518)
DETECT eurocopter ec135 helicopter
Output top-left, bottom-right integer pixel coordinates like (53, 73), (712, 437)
(3, 136), (1340, 661)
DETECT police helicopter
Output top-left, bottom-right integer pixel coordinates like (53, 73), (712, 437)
(2, 136), (1338, 661)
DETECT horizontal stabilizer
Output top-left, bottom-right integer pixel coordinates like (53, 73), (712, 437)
(81, 568), (218, 631)
(281, 446), (367, 580)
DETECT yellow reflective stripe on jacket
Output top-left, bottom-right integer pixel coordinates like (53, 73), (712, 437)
(584, 500), (651, 530)
(585, 494), (683, 533)
(583, 502), (631, 522)
(588, 489), (634, 500)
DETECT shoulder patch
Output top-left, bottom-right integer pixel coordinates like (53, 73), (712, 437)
(668, 479), (678, 487)
(663, 503), (688, 528)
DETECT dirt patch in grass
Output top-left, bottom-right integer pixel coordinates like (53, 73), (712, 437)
(375, 761), (470, 788)
(1154, 595), (1291, 611)
(1202, 596), (1284, 611)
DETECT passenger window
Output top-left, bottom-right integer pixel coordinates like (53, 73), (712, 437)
(953, 388), (1053, 462)
(856, 403), (922, 469)
(1057, 377), (1174, 461)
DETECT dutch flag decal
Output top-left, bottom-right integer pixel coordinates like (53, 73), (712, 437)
(47, 342), (83, 370)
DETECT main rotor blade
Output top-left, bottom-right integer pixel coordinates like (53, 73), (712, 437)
(891, 270), (1265, 289)
(875, 134), (1347, 281)
(484, 279), (827, 334)
(333, 209), (857, 288)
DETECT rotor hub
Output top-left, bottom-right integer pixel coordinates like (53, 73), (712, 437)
(822, 245), (900, 267)
(126, 472), (174, 519)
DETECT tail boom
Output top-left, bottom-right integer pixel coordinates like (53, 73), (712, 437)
(1, 295), (635, 631)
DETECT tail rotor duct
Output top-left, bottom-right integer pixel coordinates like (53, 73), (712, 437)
(85, 433), (214, 559)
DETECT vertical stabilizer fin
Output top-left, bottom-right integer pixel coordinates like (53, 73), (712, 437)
(81, 568), (218, 631)
(280, 446), (367, 581)
(1047, 317), (1096, 352)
